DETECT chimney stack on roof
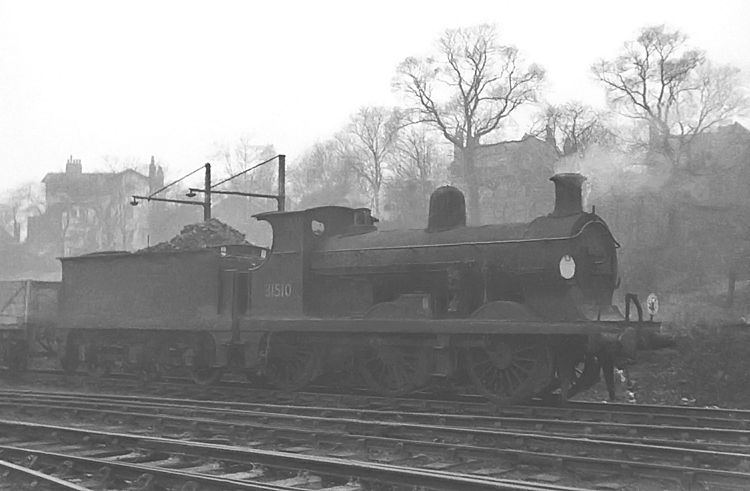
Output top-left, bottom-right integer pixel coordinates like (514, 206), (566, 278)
(148, 156), (165, 194)
(65, 155), (82, 174)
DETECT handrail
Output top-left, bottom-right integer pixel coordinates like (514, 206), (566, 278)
(316, 219), (620, 254)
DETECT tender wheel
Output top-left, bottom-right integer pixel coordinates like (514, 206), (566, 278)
(465, 336), (552, 406)
(189, 367), (224, 385)
(358, 342), (431, 397)
(264, 336), (319, 391)
(85, 347), (111, 379)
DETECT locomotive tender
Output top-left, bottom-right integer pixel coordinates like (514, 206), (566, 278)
(56, 173), (661, 404)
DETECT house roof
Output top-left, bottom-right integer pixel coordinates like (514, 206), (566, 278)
(472, 135), (558, 172)
(42, 169), (148, 198)
(42, 168), (145, 185)
(718, 122), (749, 135)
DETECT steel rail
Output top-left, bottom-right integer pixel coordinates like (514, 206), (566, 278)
(0, 458), (93, 490)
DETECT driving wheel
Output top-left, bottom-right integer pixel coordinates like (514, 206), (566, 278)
(466, 336), (552, 405)
(358, 342), (431, 396)
(264, 336), (319, 391)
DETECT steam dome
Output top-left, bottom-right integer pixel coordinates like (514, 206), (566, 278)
(426, 186), (466, 232)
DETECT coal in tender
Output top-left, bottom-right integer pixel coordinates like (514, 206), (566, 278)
(143, 219), (252, 252)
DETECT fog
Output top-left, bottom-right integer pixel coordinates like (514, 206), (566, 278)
(1, 6), (749, 333)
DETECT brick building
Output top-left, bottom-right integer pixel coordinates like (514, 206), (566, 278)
(451, 135), (559, 224)
(27, 156), (164, 257)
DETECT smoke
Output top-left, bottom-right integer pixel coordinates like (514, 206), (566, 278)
(553, 145), (670, 207)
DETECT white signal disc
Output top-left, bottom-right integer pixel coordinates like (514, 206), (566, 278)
(559, 255), (576, 279)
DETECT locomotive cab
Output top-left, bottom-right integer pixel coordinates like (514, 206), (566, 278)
(250, 206), (380, 317)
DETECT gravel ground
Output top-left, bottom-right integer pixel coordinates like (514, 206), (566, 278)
(580, 279), (750, 408)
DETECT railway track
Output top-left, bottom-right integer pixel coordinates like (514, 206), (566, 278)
(1, 389), (750, 490)
(10, 369), (750, 430)
(0, 418), (593, 491)
(3, 389), (750, 447)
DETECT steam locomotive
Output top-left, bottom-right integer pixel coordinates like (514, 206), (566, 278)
(48, 173), (661, 404)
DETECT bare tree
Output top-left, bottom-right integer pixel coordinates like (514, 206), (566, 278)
(384, 127), (450, 228)
(210, 135), (277, 192)
(207, 136), (279, 243)
(531, 102), (615, 156)
(1, 182), (45, 242)
(96, 155), (160, 250)
(101, 155), (147, 174)
(592, 24), (748, 164)
(291, 140), (362, 210)
(393, 24), (545, 224)
(340, 106), (405, 215)
(393, 126), (447, 182)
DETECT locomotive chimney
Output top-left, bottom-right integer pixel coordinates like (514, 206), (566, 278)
(550, 173), (586, 217)
(426, 186), (466, 232)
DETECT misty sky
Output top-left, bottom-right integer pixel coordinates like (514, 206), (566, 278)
(1, 0), (749, 194)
